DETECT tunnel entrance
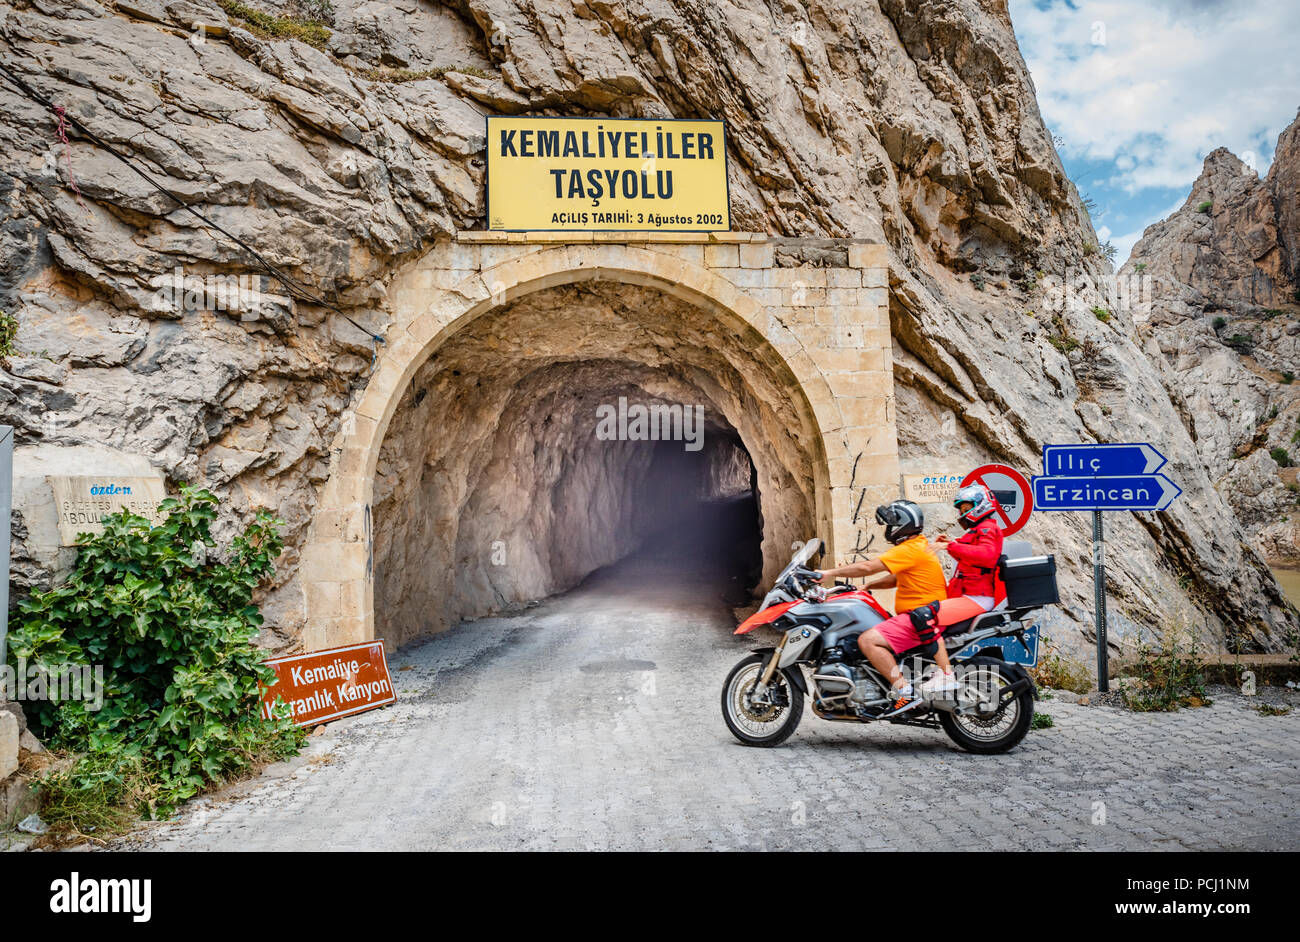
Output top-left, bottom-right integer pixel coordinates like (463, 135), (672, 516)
(296, 237), (896, 652)
(622, 433), (763, 605)
(371, 282), (814, 648)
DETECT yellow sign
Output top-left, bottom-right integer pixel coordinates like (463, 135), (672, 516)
(486, 116), (730, 232)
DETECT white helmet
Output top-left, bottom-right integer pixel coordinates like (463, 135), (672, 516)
(952, 483), (996, 529)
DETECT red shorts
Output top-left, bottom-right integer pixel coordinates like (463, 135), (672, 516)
(872, 597), (992, 653)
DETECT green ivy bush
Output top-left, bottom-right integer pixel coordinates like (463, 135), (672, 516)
(1121, 637), (1210, 712)
(6, 486), (304, 832)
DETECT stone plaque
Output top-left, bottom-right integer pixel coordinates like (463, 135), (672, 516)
(901, 472), (967, 504)
(48, 475), (168, 546)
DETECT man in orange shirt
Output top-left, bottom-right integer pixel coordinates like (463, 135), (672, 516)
(815, 500), (952, 715)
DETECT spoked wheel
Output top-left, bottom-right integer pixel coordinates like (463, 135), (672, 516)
(938, 659), (1033, 754)
(721, 653), (804, 747)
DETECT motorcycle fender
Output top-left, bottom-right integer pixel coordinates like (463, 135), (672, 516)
(958, 655), (1038, 707)
(751, 647), (808, 696)
(959, 649), (1039, 701)
(988, 660), (1038, 701)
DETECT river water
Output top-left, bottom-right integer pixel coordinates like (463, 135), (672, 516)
(1271, 567), (1300, 607)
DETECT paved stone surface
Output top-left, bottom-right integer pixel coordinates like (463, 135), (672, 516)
(115, 549), (1300, 852)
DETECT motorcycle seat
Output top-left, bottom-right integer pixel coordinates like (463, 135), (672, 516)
(944, 610), (1008, 638)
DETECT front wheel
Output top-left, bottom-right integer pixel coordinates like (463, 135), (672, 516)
(721, 653), (804, 747)
(938, 659), (1033, 754)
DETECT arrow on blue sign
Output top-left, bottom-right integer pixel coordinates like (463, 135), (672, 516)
(1032, 473), (1182, 511)
(1042, 442), (1167, 477)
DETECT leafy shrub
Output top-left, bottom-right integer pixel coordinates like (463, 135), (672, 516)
(1121, 638), (1210, 712)
(1091, 305), (1112, 323)
(1081, 242), (1098, 257)
(6, 486), (304, 832)
(1223, 333), (1253, 353)
(971, 272), (985, 291)
(1133, 262), (1147, 272)
(1212, 316), (1227, 331)
(1284, 372), (1296, 384)
(1046, 313), (1079, 354)
(1271, 446), (1293, 467)
(1030, 635), (1092, 693)
(0, 308), (16, 360)
(1197, 200), (1213, 213)
(218, 0), (331, 49)
(1031, 712), (1055, 729)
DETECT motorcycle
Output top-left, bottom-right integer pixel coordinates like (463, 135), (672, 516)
(720, 538), (1056, 754)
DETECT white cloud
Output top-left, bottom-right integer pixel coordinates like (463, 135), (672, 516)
(1110, 228), (1143, 265)
(1010, 0), (1300, 193)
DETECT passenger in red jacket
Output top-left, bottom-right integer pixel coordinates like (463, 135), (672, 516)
(919, 483), (1005, 697)
(866, 483), (1008, 715)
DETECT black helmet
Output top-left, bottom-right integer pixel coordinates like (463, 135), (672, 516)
(875, 500), (924, 545)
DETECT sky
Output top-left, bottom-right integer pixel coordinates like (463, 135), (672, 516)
(1007, 0), (1300, 263)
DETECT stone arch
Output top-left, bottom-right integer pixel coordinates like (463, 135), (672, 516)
(299, 240), (891, 650)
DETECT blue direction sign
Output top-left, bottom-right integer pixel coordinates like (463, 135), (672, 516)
(953, 620), (1040, 666)
(1042, 442), (1167, 477)
(1032, 473), (1182, 511)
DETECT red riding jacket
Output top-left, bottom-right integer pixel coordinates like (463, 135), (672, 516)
(945, 517), (1004, 598)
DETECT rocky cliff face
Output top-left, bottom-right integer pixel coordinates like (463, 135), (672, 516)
(1121, 111), (1300, 567)
(1, 0), (1295, 656)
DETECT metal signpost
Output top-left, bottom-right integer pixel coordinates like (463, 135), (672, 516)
(1032, 442), (1182, 691)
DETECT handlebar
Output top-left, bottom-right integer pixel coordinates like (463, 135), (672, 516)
(785, 567), (826, 602)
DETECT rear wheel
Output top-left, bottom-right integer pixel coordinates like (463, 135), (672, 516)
(721, 653), (803, 747)
(938, 659), (1033, 754)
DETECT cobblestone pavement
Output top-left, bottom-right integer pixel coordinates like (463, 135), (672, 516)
(116, 547), (1300, 852)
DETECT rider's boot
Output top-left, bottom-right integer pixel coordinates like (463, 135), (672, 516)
(920, 669), (959, 696)
(882, 683), (923, 717)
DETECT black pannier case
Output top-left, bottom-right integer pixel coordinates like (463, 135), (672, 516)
(1000, 554), (1059, 608)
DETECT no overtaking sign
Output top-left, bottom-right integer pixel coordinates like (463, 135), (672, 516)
(960, 464), (1034, 536)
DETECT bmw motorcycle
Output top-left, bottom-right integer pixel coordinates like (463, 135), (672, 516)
(721, 538), (1054, 754)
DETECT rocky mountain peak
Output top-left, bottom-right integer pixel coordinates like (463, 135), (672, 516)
(1124, 110), (1300, 569)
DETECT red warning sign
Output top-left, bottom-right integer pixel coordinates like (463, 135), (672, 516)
(961, 464), (1034, 536)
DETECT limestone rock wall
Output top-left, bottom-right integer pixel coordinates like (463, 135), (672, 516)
(1122, 111), (1300, 567)
(0, 0), (1294, 655)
